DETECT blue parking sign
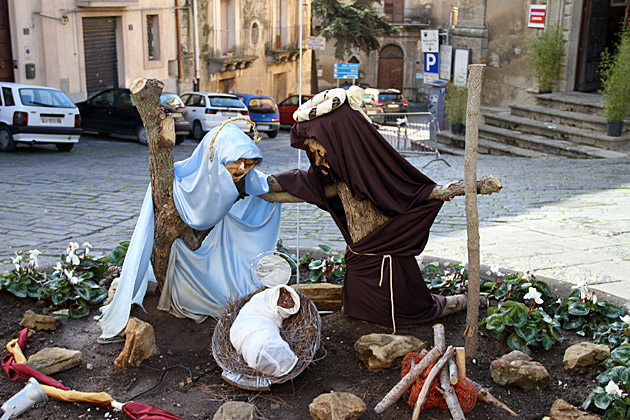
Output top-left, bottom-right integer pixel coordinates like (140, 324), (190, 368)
(424, 52), (439, 74)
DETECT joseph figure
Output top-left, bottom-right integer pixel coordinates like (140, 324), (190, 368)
(266, 88), (471, 332)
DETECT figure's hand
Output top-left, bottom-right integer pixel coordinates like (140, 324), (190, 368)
(267, 175), (286, 193)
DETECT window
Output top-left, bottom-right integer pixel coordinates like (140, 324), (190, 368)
(209, 96), (244, 108)
(118, 91), (134, 107)
(19, 88), (76, 108)
(248, 98), (277, 113)
(3, 87), (15, 106)
(384, 0), (404, 23)
(251, 22), (259, 46)
(146, 14), (160, 61)
(91, 90), (116, 106)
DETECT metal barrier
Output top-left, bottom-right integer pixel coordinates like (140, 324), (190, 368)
(368, 111), (450, 168)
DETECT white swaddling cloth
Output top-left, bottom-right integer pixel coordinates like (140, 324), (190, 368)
(229, 285), (301, 377)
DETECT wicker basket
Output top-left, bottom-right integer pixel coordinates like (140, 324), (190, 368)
(211, 288), (322, 391)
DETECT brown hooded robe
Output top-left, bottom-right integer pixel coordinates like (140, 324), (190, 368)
(274, 102), (445, 328)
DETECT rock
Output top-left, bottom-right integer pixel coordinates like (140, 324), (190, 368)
(490, 350), (550, 390)
(19, 310), (60, 331)
(292, 283), (342, 311)
(563, 342), (610, 372)
(354, 333), (426, 371)
(309, 392), (366, 420)
(549, 398), (601, 420)
(114, 317), (159, 370)
(25, 347), (82, 375)
(212, 401), (256, 420)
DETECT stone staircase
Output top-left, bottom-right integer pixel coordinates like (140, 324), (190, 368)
(437, 92), (630, 158)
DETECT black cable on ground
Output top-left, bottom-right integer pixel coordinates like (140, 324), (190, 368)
(125, 364), (212, 402)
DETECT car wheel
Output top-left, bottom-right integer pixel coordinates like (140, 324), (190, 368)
(175, 135), (186, 145)
(55, 143), (74, 152)
(136, 125), (148, 145)
(267, 130), (279, 139)
(192, 121), (204, 141)
(0, 127), (16, 152)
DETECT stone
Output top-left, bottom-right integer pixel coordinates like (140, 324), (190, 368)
(212, 401), (256, 420)
(104, 278), (118, 306)
(490, 350), (550, 390)
(549, 398), (601, 420)
(354, 333), (426, 371)
(19, 310), (60, 331)
(292, 283), (342, 311)
(114, 317), (159, 370)
(563, 342), (610, 372)
(309, 392), (366, 420)
(25, 347), (82, 375)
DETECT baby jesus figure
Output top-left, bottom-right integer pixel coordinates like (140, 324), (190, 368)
(230, 285), (301, 377)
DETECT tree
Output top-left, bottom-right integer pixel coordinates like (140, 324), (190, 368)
(312, 0), (399, 59)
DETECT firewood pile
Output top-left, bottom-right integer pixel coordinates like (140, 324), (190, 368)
(373, 324), (518, 419)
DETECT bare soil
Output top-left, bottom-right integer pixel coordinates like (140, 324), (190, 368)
(0, 288), (604, 420)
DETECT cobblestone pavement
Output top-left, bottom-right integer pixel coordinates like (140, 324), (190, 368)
(1, 131), (629, 306)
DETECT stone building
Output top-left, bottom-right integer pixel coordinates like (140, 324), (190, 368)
(0, 0), (311, 103)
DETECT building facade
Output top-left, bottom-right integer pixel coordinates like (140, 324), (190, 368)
(0, 0), (311, 104)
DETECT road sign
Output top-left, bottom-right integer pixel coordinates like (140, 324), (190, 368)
(421, 30), (439, 53)
(333, 62), (359, 79)
(423, 52), (439, 83)
(528, 4), (547, 28)
(308, 36), (326, 50)
(439, 45), (452, 81)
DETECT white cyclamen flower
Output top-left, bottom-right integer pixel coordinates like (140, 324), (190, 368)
(82, 242), (92, 255)
(605, 380), (624, 397)
(53, 262), (63, 273)
(63, 269), (80, 285)
(11, 253), (23, 268)
(524, 287), (543, 304)
(66, 241), (80, 253)
(620, 314), (630, 325)
(28, 249), (40, 268)
(66, 251), (80, 266)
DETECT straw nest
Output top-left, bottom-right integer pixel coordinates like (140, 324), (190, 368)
(211, 287), (321, 388)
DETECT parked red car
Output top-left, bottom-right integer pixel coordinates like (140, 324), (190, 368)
(277, 94), (314, 126)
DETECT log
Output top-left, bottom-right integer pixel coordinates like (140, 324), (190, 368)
(411, 345), (455, 420)
(469, 378), (519, 417)
(433, 324), (465, 420)
(464, 64), (485, 359)
(260, 175), (502, 204)
(131, 77), (210, 291)
(448, 358), (459, 385)
(455, 347), (467, 379)
(373, 346), (442, 414)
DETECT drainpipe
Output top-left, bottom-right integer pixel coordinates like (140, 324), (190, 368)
(192, 0), (200, 91)
(175, 0), (182, 94)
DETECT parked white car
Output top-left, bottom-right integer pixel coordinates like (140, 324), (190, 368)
(0, 82), (82, 152)
(180, 92), (251, 140)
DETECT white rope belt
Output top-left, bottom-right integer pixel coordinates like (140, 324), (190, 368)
(348, 247), (397, 334)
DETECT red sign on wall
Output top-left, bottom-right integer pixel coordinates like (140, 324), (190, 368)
(528, 4), (547, 28)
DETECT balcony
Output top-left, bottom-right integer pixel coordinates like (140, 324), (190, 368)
(264, 25), (307, 65)
(76, 0), (138, 7)
(205, 29), (258, 74)
(375, 6), (431, 27)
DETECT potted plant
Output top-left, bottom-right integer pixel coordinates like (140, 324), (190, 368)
(527, 25), (565, 93)
(600, 23), (630, 137)
(445, 83), (467, 135)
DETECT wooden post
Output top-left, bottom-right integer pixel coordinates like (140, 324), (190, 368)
(463, 64), (485, 359)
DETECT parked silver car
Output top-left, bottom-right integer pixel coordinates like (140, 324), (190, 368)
(180, 92), (251, 140)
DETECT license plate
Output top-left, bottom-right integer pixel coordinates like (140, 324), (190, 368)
(171, 112), (182, 118)
(257, 125), (270, 130)
(42, 117), (63, 124)
(387, 104), (398, 108)
(222, 111), (236, 116)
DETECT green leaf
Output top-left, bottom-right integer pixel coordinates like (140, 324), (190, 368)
(298, 252), (312, 265)
(568, 301), (590, 316)
(582, 392), (595, 410)
(507, 333), (530, 354)
(309, 270), (322, 282)
(75, 284), (92, 301)
(563, 317), (584, 330)
(593, 392), (613, 410)
(610, 346), (630, 363)
(309, 260), (324, 270)
(108, 240), (130, 266)
(534, 280), (552, 298)
(540, 332), (554, 350)
(69, 300), (90, 318)
(51, 291), (68, 305)
(502, 303), (529, 328)
(485, 314), (505, 332)
(89, 288), (108, 305)
(430, 277), (447, 288)
(516, 324), (539, 343)
(424, 264), (440, 274)
(7, 282), (28, 298)
(318, 244), (332, 254)
(600, 303), (625, 319)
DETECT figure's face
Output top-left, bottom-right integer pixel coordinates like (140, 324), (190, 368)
(304, 138), (330, 175)
(225, 157), (259, 183)
(277, 287), (295, 309)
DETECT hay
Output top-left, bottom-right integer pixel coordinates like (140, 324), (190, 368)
(211, 288), (321, 390)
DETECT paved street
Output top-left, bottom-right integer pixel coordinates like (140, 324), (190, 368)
(1, 130), (629, 307)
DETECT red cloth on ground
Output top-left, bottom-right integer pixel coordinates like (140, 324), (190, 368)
(401, 352), (477, 414)
(2, 328), (184, 420)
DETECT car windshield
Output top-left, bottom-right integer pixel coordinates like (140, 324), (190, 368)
(248, 98), (277, 114)
(160, 93), (185, 107)
(209, 96), (245, 108)
(19, 88), (75, 108)
(378, 93), (403, 102)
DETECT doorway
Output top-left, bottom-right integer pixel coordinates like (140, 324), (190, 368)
(377, 44), (404, 90)
(0, 0), (14, 82)
(83, 17), (119, 96)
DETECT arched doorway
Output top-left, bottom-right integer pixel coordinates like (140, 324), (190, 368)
(377, 44), (404, 90)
